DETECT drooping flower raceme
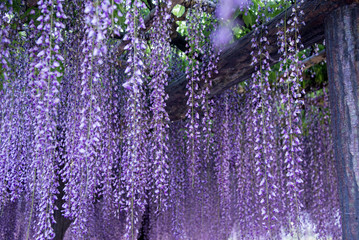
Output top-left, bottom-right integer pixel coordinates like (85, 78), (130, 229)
(121, 1), (148, 239)
(26, 0), (66, 239)
(148, 3), (172, 214)
(61, 0), (115, 237)
(276, 1), (305, 231)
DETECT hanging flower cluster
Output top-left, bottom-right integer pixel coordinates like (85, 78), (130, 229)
(121, 1), (148, 239)
(147, 2), (172, 215)
(185, 6), (203, 189)
(26, 0), (66, 238)
(249, 7), (280, 237)
(276, 1), (306, 232)
(303, 89), (341, 239)
(59, 1), (121, 237)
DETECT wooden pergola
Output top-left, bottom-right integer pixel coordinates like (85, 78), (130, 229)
(165, 0), (359, 239)
(23, 0), (359, 239)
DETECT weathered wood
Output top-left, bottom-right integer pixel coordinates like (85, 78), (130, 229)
(302, 50), (326, 71)
(26, 0), (37, 7)
(166, 0), (355, 121)
(325, 3), (359, 239)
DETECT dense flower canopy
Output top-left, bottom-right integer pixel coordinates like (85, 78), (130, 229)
(0, 0), (340, 239)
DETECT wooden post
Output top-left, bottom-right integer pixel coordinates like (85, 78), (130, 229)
(325, 3), (359, 239)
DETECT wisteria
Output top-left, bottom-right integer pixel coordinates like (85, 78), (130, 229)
(276, 2), (306, 235)
(27, 0), (66, 238)
(250, 8), (279, 237)
(0, 1), (343, 240)
(148, 2), (171, 214)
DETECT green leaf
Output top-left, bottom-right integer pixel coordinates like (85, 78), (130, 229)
(141, 0), (150, 9)
(242, 11), (254, 28)
(12, 0), (22, 13)
(176, 20), (187, 36)
(172, 4), (185, 18)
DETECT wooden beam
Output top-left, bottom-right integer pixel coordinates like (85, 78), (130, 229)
(26, 0), (37, 7)
(302, 50), (326, 71)
(165, 0), (355, 121)
(325, 3), (359, 239)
